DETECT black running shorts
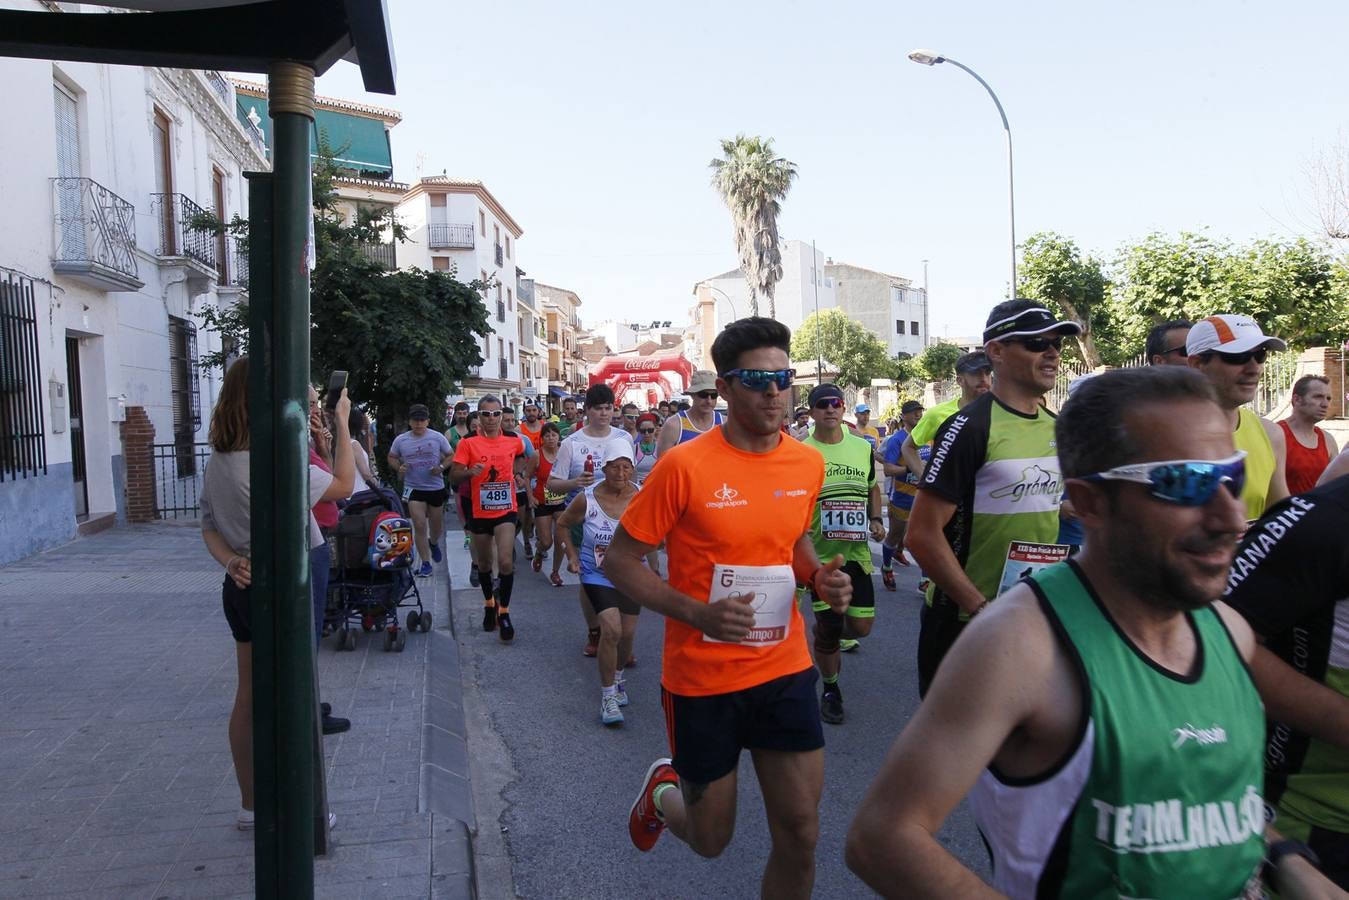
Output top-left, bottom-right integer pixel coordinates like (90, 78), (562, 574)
(916, 596), (967, 698)
(407, 487), (449, 507)
(222, 575), (252, 643)
(660, 668), (823, 785)
(585, 583), (641, 616)
(811, 560), (875, 619)
(468, 511), (518, 536)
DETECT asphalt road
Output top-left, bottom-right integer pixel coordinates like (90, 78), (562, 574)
(449, 533), (989, 899)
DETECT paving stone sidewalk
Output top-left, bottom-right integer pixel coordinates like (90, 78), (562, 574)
(0, 522), (470, 899)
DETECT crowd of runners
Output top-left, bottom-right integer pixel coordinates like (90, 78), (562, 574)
(206, 299), (1349, 897)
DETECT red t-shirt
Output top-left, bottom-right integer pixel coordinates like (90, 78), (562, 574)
(452, 433), (526, 519)
(308, 448), (339, 529)
(1279, 420), (1332, 495)
(619, 426), (823, 697)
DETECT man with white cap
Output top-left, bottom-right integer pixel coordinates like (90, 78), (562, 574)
(557, 436), (643, 726)
(656, 370), (724, 456)
(1186, 314), (1290, 521)
(905, 299), (1081, 696)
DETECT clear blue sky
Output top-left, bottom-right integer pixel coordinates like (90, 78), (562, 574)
(313, 0), (1349, 339)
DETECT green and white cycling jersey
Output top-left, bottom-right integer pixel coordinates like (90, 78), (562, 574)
(973, 562), (1266, 898)
(802, 431), (877, 572)
(1224, 475), (1349, 836)
(919, 392), (1062, 607)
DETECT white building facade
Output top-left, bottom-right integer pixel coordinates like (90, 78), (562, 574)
(397, 177), (525, 407)
(827, 261), (929, 357)
(0, 44), (267, 564)
(699, 239), (837, 336)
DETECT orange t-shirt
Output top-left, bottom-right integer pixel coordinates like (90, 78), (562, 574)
(452, 434), (525, 519)
(619, 426), (823, 696)
(518, 419), (544, 450)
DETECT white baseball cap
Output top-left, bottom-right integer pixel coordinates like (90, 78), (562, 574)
(1186, 314), (1287, 356)
(603, 438), (635, 467)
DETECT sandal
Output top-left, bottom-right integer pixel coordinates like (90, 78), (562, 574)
(532, 554), (543, 573)
(549, 572), (564, 587)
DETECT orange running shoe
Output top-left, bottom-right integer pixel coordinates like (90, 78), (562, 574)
(628, 758), (679, 852)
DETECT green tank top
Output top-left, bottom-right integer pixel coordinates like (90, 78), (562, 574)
(1234, 407), (1275, 522)
(971, 562), (1266, 898)
(802, 431), (877, 571)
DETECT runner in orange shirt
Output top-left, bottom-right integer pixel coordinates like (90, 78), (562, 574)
(450, 394), (528, 643)
(605, 317), (851, 900)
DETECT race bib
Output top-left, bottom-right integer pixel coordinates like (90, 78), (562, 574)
(479, 481), (513, 512)
(820, 499), (868, 542)
(544, 488), (566, 505)
(996, 541), (1071, 596)
(704, 564), (795, 647)
(594, 538), (610, 569)
(401, 485), (413, 501)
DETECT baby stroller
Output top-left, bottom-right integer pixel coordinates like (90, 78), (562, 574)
(327, 486), (428, 652)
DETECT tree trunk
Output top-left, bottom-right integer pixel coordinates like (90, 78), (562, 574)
(1057, 299), (1102, 368)
(747, 287), (759, 318)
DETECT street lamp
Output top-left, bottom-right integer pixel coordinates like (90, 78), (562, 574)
(908, 48), (1018, 297)
(700, 282), (739, 322)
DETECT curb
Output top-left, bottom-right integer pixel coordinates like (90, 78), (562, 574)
(422, 617), (476, 897)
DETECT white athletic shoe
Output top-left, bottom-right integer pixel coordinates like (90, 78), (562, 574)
(600, 693), (624, 726)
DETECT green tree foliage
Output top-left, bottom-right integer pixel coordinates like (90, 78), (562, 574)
(1109, 231), (1349, 356)
(916, 341), (963, 383)
(792, 309), (895, 390)
(1018, 232), (1115, 366)
(195, 142), (490, 433)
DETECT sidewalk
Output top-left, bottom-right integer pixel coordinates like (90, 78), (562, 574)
(0, 523), (473, 899)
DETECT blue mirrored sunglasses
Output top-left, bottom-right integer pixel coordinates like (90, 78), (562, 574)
(1079, 451), (1247, 506)
(720, 368), (795, 391)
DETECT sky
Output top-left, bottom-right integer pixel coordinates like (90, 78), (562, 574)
(311, 0), (1349, 340)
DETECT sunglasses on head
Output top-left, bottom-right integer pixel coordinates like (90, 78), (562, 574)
(1202, 348), (1268, 366)
(720, 368), (795, 391)
(1001, 335), (1063, 353)
(1079, 451), (1246, 506)
(693, 391), (719, 401)
(813, 397), (844, 410)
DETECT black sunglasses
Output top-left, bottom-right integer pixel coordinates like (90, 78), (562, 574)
(638, 427), (656, 435)
(1202, 348), (1268, 366)
(693, 391), (719, 400)
(1002, 335), (1063, 353)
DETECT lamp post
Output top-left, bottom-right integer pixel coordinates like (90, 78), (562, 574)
(908, 49), (1017, 297)
(700, 282), (739, 323)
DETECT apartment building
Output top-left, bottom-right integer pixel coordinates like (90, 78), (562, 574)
(534, 283), (584, 405)
(826, 260), (929, 357)
(397, 177), (525, 405)
(0, 54), (267, 563)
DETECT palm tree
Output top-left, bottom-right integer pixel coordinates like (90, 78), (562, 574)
(709, 135), (798, 319)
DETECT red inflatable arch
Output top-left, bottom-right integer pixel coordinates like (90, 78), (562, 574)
(588, 353), (695, 406)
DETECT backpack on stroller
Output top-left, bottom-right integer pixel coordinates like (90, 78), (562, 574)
(326, 487), (428, 652)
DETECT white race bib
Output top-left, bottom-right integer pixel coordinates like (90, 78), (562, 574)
(996, 541), (1071, 596)
(479, 481), (513, 512)
(704, 564), (796, 647)
(820, 499), (868, 542)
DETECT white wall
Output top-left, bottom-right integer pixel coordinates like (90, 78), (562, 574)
(0, 35), (265, 543)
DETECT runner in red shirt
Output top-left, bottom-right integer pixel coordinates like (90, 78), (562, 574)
(450, 394), (528, 642)
(1279, 374), (1341, 494)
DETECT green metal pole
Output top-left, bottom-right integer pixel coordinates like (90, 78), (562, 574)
(250, 61), (317, 900)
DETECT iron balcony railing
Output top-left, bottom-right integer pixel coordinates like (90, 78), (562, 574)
(467, 364), (483, 377)
(151, 193), (216, 270)
(547, 330), (560, 344)
(428, 223), (473, 249)
(495, 243), (504, 267)
(359, 241), (396, 269)
(51, 177), (140, 282)
(224, 237), (249, 288)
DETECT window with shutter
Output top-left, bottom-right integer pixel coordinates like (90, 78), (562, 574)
(168, 316), (201, 477)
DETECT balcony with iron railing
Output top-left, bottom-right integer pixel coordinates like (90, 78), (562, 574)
(550, 368), (562, 381)
(467, 364), (483, 378)
(428, 222), (474, 249)
(219, 237), (249, 291)
(359, 241), (396, 269)
(50, 177), (143, 291)
(547, 330), (560, 346)
(151, 193), (217, 285)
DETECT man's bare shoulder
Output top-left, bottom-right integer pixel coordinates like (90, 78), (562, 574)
(939, 582), (1059, 688)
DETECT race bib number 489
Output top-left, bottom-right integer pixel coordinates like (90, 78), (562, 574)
(820, 499), (867, 541)
(479, 481), (513, 512)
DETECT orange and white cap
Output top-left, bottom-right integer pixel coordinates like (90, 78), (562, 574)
(1185, 314), (1286, 356)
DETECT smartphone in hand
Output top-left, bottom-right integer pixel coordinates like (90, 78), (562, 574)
(324, 370), (348, 411)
